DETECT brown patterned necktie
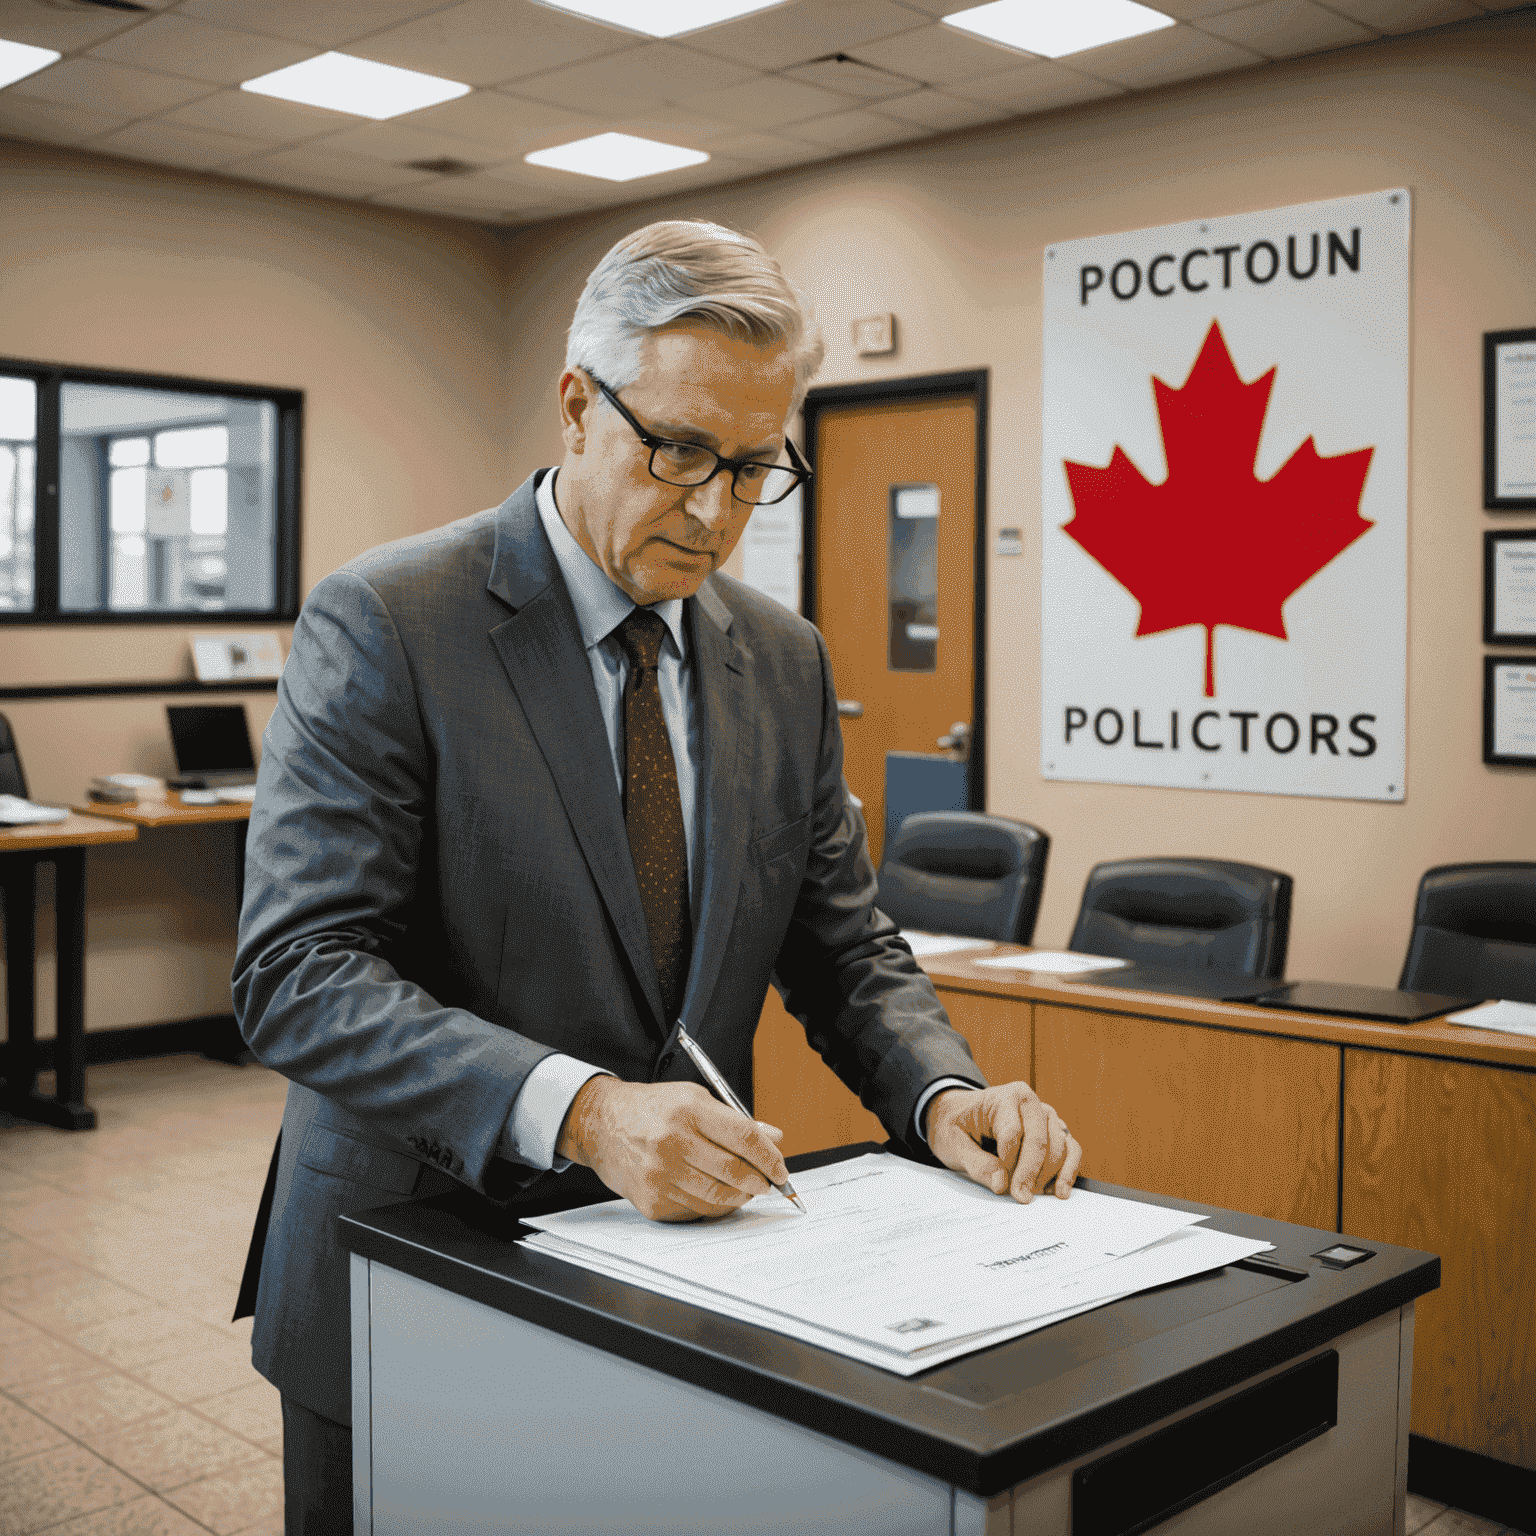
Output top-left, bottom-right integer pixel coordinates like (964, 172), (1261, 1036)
(616, 607), (691, 1026)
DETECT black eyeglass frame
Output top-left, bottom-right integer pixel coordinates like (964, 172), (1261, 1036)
(588, 372), (813, 506)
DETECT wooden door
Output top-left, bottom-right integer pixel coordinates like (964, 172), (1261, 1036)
(811, 390), (978, 868)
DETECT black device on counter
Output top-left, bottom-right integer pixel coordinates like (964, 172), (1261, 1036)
(165, 704), (257, 789)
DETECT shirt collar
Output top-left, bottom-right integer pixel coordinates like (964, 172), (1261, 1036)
(535, 468), (687, 659)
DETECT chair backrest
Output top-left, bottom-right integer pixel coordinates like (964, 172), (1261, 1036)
(0, 713), (27, 800)
(1068, 857), (1293, 978)
(876, 812), (1050, 945)
(1398, 863), (1536, 1004)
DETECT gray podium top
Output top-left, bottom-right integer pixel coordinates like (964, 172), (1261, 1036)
(341, 1142), (1438, 1499)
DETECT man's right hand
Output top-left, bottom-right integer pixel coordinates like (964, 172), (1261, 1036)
(555, 1077), (788, 1222)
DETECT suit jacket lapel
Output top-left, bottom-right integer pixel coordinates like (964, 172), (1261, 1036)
(678, 578), (753, 1036)
(485, 476), (668, 1034)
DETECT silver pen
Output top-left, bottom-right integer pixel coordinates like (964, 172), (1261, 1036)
(674, 1026), (807, 1213)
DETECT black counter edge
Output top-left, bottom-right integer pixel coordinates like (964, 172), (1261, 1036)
(342, 1214), (1437, 1499)
(974, 1257), (1440, 1496)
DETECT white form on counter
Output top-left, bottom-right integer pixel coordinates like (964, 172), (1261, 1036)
(522, 1156), (1271, 1375)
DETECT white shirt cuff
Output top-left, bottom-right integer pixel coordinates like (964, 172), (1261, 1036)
(914, 1077), (976, 1146)
(502, 1054), (613, 1172)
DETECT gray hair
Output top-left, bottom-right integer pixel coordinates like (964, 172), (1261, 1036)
(565, 220), (824, 412)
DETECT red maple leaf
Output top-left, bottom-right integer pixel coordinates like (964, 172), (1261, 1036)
(1062, 320), (1375, 697)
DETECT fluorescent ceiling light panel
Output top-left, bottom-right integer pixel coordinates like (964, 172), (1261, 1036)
(241, 52), (470, 121)
(533, 0), (786, 36)
(943, 0), (1175, 59)
(0, 38), (61, 90)
(525, 132), (708, 182)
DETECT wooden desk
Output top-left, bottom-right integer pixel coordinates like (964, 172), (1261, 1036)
(76, 792), (253, 907)
(1, 813), (138, 1129)
(752, 944), (1536, 1495)
(74, 793), (253, 828)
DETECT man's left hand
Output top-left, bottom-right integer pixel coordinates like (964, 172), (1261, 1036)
(925, 1084), (1082, 1202)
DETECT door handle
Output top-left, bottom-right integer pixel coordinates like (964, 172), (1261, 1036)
(937, 721), (970, 760)
(837, 700), (864, 718)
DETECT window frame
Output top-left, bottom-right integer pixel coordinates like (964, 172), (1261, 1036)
(0, 356), (302, 626)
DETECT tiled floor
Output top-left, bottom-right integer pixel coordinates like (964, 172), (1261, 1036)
(1, 1056), (285, 1535)
(1, 1055), (1528, 1535)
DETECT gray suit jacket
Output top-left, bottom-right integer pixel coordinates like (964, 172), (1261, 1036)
(232, 471), (986, 1424)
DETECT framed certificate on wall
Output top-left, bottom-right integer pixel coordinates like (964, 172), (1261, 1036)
(1484, 327), (1536, 510)
(1484, 655), (1536, 766)
(1485, 530), (1536, 643)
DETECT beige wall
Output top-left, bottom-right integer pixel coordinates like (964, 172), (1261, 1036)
(0, 142), (508, 1032)
(502, 9), (1536, 988)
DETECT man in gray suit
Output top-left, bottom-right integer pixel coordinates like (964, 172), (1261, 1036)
(233, 219), (1081, 1527)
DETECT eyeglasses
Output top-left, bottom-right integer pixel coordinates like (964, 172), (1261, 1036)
(588, 373), (812, 507)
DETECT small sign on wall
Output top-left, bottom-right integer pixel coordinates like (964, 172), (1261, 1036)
(1040, 189), (1410, 802)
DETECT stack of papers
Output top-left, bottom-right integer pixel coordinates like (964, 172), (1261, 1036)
(974, 950), (1129, 974)
(0, 796), (69, 826)
(522, 1156), (1272, 1375)
(1446, 999), (1536, 1037)
(898, 929), (997, 957)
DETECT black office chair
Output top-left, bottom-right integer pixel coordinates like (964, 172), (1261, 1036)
(0, 713), (27, 800)
(1068, 858), (1292, 979)
(876, 811), (1050, 944)
(1398, 863), (1536, 1004)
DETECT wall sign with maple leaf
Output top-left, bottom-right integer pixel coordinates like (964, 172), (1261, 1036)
(1041, 190), (1410, 802)
(1062, 320), (1375, 700)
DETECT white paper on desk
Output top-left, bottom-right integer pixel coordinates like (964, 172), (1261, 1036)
(524, 1233), (1143, 1374)
(0, 796), (69, 826)
(1446, 999), (1536, 1036)
(522, 1157), (1244, 1362)
(974, 950), (1128, 974)
(899, 929), (997, 957)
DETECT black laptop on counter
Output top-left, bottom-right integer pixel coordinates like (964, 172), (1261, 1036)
(166, 704), (258, 790)
(1060, 966), (1478, 1021)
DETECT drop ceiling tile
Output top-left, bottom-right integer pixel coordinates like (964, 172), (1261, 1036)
(511, 41), (756, 115)
(401, 88), (605, 150)
(176, 0), (455, 49)
(1139, 1), (1260, 16)
(852, 20), (1045, 85)
(678, 73), (858, 128)
(873, 86), (1009, 130)
(703, 128), (839, 162)
(889, 0), (998, 14)
(86, 14), (315, 86)
(347, 0), (635, 88)
(310, 120), (515, 167)
(226, 142), (438, 193)
(1324, 0), (1481, 31)
(370, 173), (556, 219)
(786, 106), (930, 149)
(956, 60), (1125, 112)
(781, 55), (920, 99)
(689, 0), (923, 70)
(10, 58), (216, 117)
(0, 94), (128, 145)
(159, 88), (356, 142)
(1196, 1), (1373, 57)
(89, 118), (272, 171)
(1068, 24), (1265, 87)
(0, 0), (153, 52)
(599, 108), (753, 149)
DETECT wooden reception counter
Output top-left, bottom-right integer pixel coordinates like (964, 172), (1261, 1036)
(752, 943), (1536, 1496)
